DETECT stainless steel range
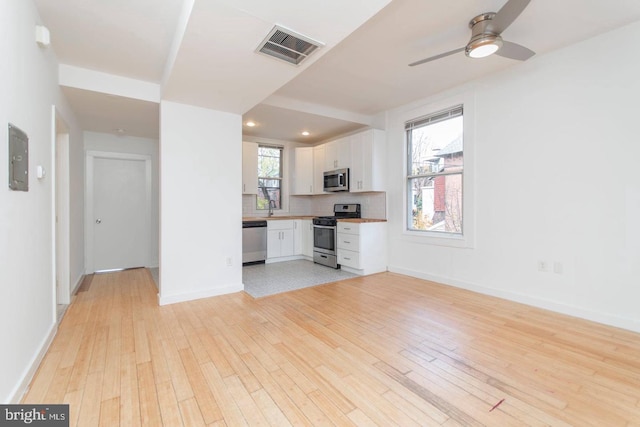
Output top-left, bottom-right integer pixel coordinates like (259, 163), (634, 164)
(313, 204), (361, 268)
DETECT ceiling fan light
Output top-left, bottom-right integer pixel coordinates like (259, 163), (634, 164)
(466, 34), (503, 58)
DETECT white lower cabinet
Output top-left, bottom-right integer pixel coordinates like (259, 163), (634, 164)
(267, 220), (294, 259)
(337, 221), (387, 275)
(267, 219), (314, 262)
(293, 220), (303, 255)
(300, 219), (314, 258)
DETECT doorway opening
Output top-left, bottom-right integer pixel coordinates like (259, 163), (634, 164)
(53, 107), (71, 322)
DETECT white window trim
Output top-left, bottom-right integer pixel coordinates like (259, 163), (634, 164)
(402, 92), (476, 249)
(257, 144), (284, 211)
(244, 137), (293, 214)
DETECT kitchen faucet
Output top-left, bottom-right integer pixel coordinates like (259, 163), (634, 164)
(268, 199), (276, 217)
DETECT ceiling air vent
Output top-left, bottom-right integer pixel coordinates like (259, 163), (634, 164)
(256, 25), (324, 66)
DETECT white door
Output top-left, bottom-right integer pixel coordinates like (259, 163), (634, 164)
(89, 154), (150, 272)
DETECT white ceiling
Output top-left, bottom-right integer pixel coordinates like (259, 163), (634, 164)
(34, 0), (640, 142)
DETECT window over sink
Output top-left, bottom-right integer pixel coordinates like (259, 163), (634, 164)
(257, 145), (283, 210)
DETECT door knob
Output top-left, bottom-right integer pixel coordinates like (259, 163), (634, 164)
(95, 219), (102, 224)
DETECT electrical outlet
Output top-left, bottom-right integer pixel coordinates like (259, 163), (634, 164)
(537, 260), (549, 272)
(553, 262), (563, 274)
(226, 257), (232, 267)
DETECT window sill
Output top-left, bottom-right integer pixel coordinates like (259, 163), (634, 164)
(401, 229), (474, 249)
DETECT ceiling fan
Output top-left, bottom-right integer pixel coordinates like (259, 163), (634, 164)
(409, 0), (535, 67)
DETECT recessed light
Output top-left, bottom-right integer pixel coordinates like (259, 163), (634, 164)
(301, 131), (310, 136)
(246, 121), (256, 127)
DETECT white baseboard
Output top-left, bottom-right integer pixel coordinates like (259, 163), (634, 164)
(388, 265), (640, 334)
(341, 266), (387, 276)
(265, 255), (306, 264)
(70, 272), (84, 296)
(12, 273), (83, 401)
(10, 322), (58, 403)
(158, 283), (244, 306)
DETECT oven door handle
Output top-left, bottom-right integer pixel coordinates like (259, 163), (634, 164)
(313, 225), (336, 230)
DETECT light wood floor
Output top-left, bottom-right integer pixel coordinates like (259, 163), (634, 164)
(24, 269), (640, 426)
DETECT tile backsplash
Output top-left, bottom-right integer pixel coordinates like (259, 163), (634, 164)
(243, 192), (386, 219)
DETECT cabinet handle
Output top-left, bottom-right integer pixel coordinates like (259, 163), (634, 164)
(344, 257), (351, 260)
(344, 241), (351, 244)
(243, 184), (245, 192)
(309, 185), (312, 193)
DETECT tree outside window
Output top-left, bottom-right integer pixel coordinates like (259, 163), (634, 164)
(257, 145), (283, 210)
(406, 106), (463, 234)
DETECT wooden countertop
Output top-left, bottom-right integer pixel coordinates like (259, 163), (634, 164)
(242, 215), (316, 221)
(242, 216), (386, 223)
(337, 218), (387, 223)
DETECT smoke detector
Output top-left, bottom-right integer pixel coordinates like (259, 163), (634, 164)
(256, 25), (324, 66)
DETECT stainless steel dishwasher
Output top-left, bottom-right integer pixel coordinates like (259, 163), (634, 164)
(242, 220), (267, 265)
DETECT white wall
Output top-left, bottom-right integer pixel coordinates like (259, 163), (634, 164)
(84, 132), (160, 267)
(0, 0), (82, 402)
(159, 101), (243, 304)
(68, 125), (85, 289)
(386, 21), (640, 332)
(288, 192), (387, 219)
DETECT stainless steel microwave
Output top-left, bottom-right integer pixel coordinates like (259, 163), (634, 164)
(323, 168), (349, 192)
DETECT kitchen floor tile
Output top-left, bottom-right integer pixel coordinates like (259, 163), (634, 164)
(242, 260), (356, 298)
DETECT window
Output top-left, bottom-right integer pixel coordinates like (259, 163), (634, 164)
(406, 105), (464, 234)
(257, 145), (283, 210)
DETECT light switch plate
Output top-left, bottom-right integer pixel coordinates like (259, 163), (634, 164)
(8, 123), (29, 191)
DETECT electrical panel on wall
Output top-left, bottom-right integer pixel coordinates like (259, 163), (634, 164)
(8, 123), (29, 191)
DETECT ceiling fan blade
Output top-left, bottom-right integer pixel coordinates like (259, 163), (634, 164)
(495, 40), (535, 61)
(488, 0), (531, 34)
(408, 47), (465, 67)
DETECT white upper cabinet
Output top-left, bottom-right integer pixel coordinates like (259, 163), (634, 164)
(290, 129), (386, 197)
(313, 145), (325, 195)
(324, 137), (351, 171)
(292, 147), (314, 195)
(242, 141), (258, 194)
(349, 129), (386, 192)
